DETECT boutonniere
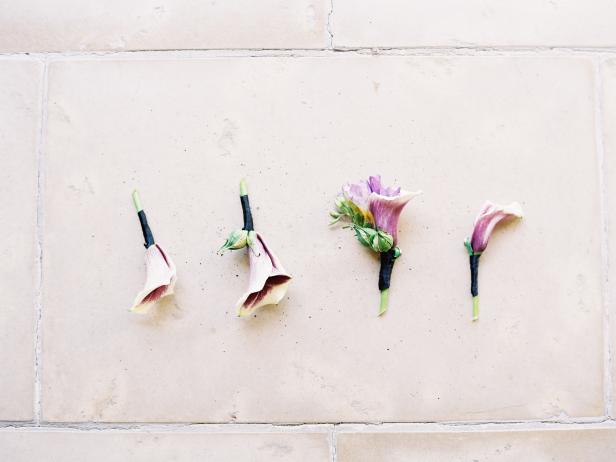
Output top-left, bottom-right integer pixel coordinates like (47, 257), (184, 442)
(219, 180), (292, 317)
(330, 175), (421, 315)
(130, 190), (177, 313)
(464, 201), (524, 321)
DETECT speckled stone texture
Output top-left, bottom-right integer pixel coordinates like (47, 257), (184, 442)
(41, 57), (601, 423)
(2, 0), (616, 458)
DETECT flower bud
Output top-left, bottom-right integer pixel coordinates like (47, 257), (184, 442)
(354, 226), (377, 248)
(370, 230), (394, 253)
(218, 229), (249, 254)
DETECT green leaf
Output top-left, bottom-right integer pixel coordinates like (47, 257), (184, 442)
(353, 226), (373, 248)
(331, 197), (373, 229)
(464, 237), (473, 255)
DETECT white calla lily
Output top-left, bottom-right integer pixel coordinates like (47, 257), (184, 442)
(131, 244), (177, 314)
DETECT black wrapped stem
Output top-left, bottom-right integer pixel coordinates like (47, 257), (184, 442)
(137, 210), (155, 248)
(469, 254), (480, 297)
(240, 195), (254, 232)
(469, 253), (480, 321)
(379, 248), (397, 291)
(378, 248), (397, 316)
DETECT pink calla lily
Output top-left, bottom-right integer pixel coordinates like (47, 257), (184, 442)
(470, 201), (524, 254)
(342, 175), (421, 244)
(369, 190), (422, 244)
(465, 200), (524, 321)
(131, 244), (177, 313)
(236, 232), (291, 317)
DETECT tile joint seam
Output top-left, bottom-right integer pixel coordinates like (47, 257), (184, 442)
(33, 56), (49, 425)
(4, 47), (616, 60)
(594, 56), (613, 418)
(326, 0), (334, 49)
(2, 418), (616, 431)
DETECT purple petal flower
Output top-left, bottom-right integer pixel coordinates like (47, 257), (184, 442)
(342, 175), (420, 240)
(131, 244), (177, 313)
(342, 180), (371, 211)
(367, 175), (401, 197)
(364, 175), (421, 243)
(236, 233), (291, 317)
(369, 190), (421, 244)
(470, 201), (524, 253)
(334, 175), (421, 316)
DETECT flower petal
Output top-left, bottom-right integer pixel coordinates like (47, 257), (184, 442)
(367, 175), (382, 194)
(369, 190), (422, 243)
(237, 275), (292, 317)
(470, 201), (524, 253)
(342, 180), (371, 211)
(367, 174), (400, 197)
(236, 233), (291, 316)
(130, 244), (177, 313)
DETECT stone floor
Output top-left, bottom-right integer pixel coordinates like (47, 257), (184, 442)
(2, 1), (616, 460)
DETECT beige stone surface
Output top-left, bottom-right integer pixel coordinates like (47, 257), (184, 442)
(602, 59), (616, 416)
(336, 428), (616, 461)
(0, 60), (42, 420)
(42, 56), (602, 423)
(0, 0), (326, 52)
(332, 0), (616, 48)
(0, 430), (330, 461)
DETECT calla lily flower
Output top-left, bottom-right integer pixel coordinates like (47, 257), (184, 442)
(129, 190), (177, 313)
(332, 175), (421, 315)
(220, 179), (292, 317)
(131, 243), (177, 313)
(340, 175), (422, 244)
(464, 201), (524, 321)
(236, 232), (291, 317)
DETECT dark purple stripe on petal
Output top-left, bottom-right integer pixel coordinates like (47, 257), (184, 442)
(243, 275), (292, 311)
(141, 284), (169, 304)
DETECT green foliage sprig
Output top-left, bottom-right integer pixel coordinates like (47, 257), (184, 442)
(330, 197), (394, 253)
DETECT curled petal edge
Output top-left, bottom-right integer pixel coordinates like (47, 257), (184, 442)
(470, 201), (524, 253)
(368, 189), (422, 242)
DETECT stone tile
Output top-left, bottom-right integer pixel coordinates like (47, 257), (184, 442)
(0, 0), (326, 52)
(602, 59), (616, 416)
(336, 428), (616, 461)
(332, 1), (616, 48)
(43, 56), (601, 423)
(0, 60), (42, 420)
(0, 430), (330, 461)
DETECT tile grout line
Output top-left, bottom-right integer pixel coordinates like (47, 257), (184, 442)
(7, 46), (616, 61)
(326, 0), (334, 49)
(331, 424), (338, 462)
(33, 56), (50, 425)
(1, 417), (615, 432)
(594, 55), (613, 419)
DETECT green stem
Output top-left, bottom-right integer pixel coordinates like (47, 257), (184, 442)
(132, 190), (143, 213)
(472, 296), (479, 322)
(378, 289), (389, 316)
(240, 178), (248, 197)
